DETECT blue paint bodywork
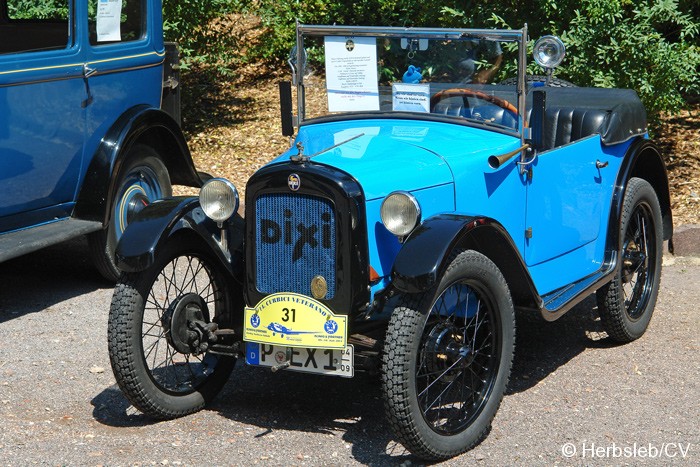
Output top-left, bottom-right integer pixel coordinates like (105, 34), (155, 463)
(111, 24), (672, 327)
(0, 0), (198, 266)
(0, 0), (164, 233)
(270, 118), (627, 297)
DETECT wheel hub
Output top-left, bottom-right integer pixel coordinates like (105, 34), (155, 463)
(162, 293), (210, 354)
(125, 191), (150, 224)
(622, 240), (646, 283)
(425, 322), (471, 383)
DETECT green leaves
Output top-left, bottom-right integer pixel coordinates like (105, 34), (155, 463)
(564, 0), (699, 127)
(7, 0), (68, 20)
(152, 0), (699, 124)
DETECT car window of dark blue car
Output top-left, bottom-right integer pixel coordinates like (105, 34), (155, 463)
(0, 0), (70, 55)
(87, 0), (144, 45)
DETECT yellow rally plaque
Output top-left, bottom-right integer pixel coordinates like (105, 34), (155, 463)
(244, 293), (347, 349)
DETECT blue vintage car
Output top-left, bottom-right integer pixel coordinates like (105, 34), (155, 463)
(0, 0), (201, 280)
(107, 24), (672, 460)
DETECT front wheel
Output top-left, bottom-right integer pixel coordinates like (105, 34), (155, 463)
(382, 250), (515, 460)
(108, 239), (236, 419)
(89, 144), (172, 281)
(596, 177), (663, 342)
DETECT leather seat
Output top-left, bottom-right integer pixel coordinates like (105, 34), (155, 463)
(432, 100), (519, 129)
(433, 98), (608, 151)
(539, 107), (608, 150)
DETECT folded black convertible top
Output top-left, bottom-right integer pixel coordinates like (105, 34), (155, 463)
(532, 87), (648, 146)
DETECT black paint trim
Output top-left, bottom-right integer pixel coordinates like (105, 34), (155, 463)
(610, 138), (673, 245)
(244, 161), (370, 318)
(392, 214), (540, 310)
(74, 105), (201, 225)
(115, 196), (244, 279)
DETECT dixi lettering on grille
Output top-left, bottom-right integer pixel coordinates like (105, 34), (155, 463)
(260, 209), (333, 261)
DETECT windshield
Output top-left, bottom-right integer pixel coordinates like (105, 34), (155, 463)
(293, 25), (527, 134)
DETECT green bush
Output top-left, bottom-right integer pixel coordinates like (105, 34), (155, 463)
(162, 0), (239, 69)
(6, 0), (68, 20)
(562, 0), (699, 124)
(169, 0), (699, 123)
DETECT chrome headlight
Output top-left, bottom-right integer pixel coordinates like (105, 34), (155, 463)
(199, 178), (239, 223)
(533, 35), (566, 70)
(381, 191), (421, 237)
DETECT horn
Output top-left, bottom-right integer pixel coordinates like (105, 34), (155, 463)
(488, 144), (530, 169)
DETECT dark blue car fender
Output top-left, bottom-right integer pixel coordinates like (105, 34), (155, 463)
(391, 214), (540, 309)
(114, 196), (244, 279)
(74, 105), (202, 226)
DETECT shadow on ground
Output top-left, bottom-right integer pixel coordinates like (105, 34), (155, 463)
(0, 236), (110, 322)
(92, 295), (615, 465)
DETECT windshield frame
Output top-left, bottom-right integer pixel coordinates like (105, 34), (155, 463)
(293, 24), (529, 143)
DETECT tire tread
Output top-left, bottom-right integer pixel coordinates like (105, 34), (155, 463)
(382, 251), (515, 460)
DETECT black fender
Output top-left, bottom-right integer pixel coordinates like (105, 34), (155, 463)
(115, 196), (244, 280)
(610, 138), (673, 250)
(74, 105), (202, 225)
(391, 214), (539, 309)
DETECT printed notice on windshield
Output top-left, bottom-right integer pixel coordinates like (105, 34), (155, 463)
(392, 83), (430, 112)
(325, 36), (379, 112)
(96, 0), (122, 42)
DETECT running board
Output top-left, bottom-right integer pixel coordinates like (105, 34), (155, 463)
(0, 219), (103, 263)
(539, 253), (618, 322)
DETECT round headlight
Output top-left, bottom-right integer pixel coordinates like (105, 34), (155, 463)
(381, 191), (421, 237)
(533, 35), (566, 69)
(199, 178), (239, 223)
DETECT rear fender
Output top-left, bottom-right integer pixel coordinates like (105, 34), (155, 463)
(614, 138), (673, 247)
(391, 214), (539, 308)
(74, 105), (202, 225)
(115, 197), (244, 279)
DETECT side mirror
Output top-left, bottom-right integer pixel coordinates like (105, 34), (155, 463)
(279, 81), (294, 137)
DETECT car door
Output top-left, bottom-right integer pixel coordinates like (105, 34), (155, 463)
(0, 0), (86, 232)
(82, 0), (164, 158)
(524, 136), (607, 286)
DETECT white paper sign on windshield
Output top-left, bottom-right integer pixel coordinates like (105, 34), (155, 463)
(96, 0), (123, 42)
(392, 83), (430, 112)
(324, 36), (379, 112)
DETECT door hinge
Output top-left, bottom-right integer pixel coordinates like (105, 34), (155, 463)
(525, 227), (533, 239)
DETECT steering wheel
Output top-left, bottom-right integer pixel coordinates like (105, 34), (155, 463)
(430, 88), (518, 119)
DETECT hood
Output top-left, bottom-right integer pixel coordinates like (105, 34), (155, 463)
(274, 118), (520, 201)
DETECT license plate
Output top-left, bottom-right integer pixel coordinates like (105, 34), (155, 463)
(245, 342), (353, 378)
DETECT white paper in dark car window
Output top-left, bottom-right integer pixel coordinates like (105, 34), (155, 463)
(96, 0), (122, 42)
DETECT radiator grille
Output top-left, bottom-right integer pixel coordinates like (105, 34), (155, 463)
(255, 193), (336, 298)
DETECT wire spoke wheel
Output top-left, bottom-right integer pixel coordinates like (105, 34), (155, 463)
(108, 240), (236, 419)
(597, 177), (663, 342)
(417, 282), (499, 435)
(141, 254), (222, 394)
(382, 250), (514, 461)
(620, 205), (654, 320)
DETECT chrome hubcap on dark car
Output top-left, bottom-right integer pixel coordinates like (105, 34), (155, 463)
(115, 167), (164, 240)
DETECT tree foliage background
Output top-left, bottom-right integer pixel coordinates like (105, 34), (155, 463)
(168, 0), (698, 123)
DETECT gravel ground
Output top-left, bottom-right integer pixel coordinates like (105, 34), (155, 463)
(0, 237), (698, 466)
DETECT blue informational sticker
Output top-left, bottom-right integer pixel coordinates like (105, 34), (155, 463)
(246, 342), (260, 365)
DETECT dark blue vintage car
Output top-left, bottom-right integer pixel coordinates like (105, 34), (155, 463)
(0, 0), (201, 280)
(107, 24), (672, 460)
